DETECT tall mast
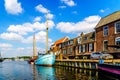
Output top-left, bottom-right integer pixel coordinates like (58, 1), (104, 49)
(46, 14), (48, 53)
(33, 33), (37, 57)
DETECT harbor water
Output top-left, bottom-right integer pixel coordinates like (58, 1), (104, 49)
(0, 61), (118, 80)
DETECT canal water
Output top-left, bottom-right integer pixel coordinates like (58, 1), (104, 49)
(0, 61), (118, 80)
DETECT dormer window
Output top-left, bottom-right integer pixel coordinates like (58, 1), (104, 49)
(103, 26), (108, 36)
(84, 37), (87, 41)
(115, 21), (120, 33)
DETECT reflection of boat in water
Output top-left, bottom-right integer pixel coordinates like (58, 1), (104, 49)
(35, 14), (55, 66)
(0, 52), (4, 62)
(36, 66), (55, 80)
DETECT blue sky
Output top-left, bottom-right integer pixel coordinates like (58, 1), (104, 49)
(0, 0), (120, 57)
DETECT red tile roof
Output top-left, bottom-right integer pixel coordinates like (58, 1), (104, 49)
(54, 36), (69, 45)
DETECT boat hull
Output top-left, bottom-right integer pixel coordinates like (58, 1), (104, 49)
(98, 64), (120, 78)
(0, 59), (4, 62)
(35, 53), (56, 66)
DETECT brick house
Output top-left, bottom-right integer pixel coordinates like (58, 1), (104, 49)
(95, 10), (120, 58)
(76, 32), (96, 59)
(61, 37), (77, 59)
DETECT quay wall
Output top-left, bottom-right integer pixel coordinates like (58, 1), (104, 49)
(55, 59), (120, 69)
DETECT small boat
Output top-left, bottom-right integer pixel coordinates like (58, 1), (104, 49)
(0, 52), (4, 62)
(98, 63), (120, 78)
(28, 34), (37, 64)
(35, 14), (56, 66)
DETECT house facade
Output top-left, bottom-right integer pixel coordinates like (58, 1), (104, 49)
(76, 32), (96, 59)
(95, 11), (120, 58)
(50, 36), (69, 59)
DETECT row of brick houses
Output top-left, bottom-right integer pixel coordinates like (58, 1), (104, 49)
(50, 10), (120, 59)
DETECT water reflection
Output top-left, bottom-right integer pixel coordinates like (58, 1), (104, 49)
(35, 66), (55, 80)
(54, 66), (98, 80)
(1, 61), (116, 80)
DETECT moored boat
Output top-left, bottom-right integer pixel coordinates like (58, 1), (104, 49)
(0, 52), (4, 62)
(98, 63), (120, 78)
(35, 53), (55, 66)
(28, 34), (37, 64)
(35, 13), (56, 66)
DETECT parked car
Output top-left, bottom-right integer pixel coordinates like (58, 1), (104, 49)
(90, 52), (113, 59)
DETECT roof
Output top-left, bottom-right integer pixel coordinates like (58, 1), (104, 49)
(54, 36), (69, 45)
(82, 32), (95, 44)
(95, 10), (120, 29)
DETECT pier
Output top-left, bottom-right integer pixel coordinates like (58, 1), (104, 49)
(55, 59), (120, 69)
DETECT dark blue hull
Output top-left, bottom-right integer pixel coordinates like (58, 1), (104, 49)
(98, 64), (120, 79)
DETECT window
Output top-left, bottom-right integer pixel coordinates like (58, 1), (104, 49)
(79, 45), (82, 53)
(63, 49), (67, 54)
(59, 44), (61, 48)
(70, 40), (73, 44)
(103, 40), (108, 51)
(70, 48), (72, 53)
(83, 45), (85, 52)
(84, 37), (87, 41)
(115, 21), (120, 33)
(116, 37), (120, 49)
(89, 43), (94, 52)
(77, 37), (81, 44)
(103, 26), (108, 36)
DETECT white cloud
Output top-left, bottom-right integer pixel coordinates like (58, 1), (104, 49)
(0, 32), (24, 41)
(0, 43), (13, 48)
(4, 0), (23, 15)
(56, 15), (101, 33)
(35, 4), (49, 13)
(22, 31), (52, 44)
(45, 13), (54, 19)
(33, 16), (42, 22)
(61, 0), (76, 7)
(72, 11), (77, 14)
(7, 20), (55, 35)
(59, 6), (66, 9)
(100, 8), (109, 13)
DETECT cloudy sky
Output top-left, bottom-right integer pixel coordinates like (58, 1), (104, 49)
(0, 0), (120, 57)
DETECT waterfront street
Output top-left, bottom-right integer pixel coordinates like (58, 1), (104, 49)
(0, 61), (119, 80)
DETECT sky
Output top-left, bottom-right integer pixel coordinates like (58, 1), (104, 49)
(0, 0), (120, 58)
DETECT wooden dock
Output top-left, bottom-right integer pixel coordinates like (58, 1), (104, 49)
(55, 59), (120, 69)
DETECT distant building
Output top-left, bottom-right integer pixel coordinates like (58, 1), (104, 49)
(95, 10), (120, 58)
(50, 36), (69, 59)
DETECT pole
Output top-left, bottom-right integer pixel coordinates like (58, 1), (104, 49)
(46, 14), (48, 53)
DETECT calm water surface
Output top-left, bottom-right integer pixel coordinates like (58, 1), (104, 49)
(0, 61), (118, 80)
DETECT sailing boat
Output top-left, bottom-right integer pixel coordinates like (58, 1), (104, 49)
(28, 34), (37, 64)
(35, 15), (56, 66)
(0, 52), (4, 62)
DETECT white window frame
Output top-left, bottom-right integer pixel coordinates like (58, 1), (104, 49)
(115, 37), (120, 50)
(89, 43), (93, 52)
(103, 26), (108, 36)
(83, 45), (85, 52)
(115, 21), (120, 34)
